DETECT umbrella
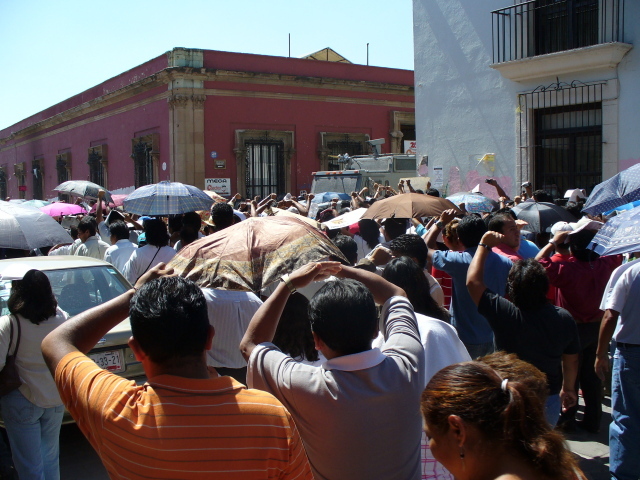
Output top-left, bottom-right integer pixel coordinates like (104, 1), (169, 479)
(446, 192), (499, 214)
(111, 194), (128, 207)
(54, 180), (113, 204)
(40, 203), (87, 217)
(270, 207), (321, 229)
(203, 190), (228, 203)
(589, 206), (640, 256)
(168, 216), (347, 292)
(322, 208), (367, 230)
(583, 163), (640, 215)
(510, 202), (577, 233)
(123, 181), (214, 216)
(0, 202), (73, 250)
(603, 199), (640, 216)
(21, 199), (51, 209)
(361, 193), (461, 220)
(311, 192), (351, 203)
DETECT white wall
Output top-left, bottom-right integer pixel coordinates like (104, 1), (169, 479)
(413, 0), (638, 198)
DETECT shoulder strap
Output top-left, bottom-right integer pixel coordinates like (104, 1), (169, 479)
(7, 315), (20, 357)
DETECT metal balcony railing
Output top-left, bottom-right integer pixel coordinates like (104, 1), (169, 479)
(492, 0), (625, 64)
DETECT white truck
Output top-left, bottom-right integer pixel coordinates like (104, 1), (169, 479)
(310, 153), (428, 196)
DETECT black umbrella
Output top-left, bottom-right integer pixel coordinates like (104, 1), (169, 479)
(510, 202), (577, 233)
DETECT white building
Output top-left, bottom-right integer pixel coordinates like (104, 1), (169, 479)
(412, 0), (637, 199)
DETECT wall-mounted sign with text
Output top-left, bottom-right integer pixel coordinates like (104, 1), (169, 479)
(214, 159), (226, 169)
(205, 178), (231, 196)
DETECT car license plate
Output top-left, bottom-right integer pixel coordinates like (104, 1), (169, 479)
(89, 350), (125, 373)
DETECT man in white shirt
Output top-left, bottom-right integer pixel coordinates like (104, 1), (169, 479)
(75, 217), (110, 260)
(240, 262), (424, 480)
(595, 261), (640, 480)
(103, 221), (137, 274)
(202, 288), (262, 384)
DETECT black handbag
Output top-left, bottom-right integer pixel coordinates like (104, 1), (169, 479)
(0, 315), (22, 397)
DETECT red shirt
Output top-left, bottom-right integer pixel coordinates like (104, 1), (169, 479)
(539, 255), (623, 323)
(492, 244), (523, 262)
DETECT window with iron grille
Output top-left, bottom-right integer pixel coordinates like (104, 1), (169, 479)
(245, 138), (285, 199)
(535, 0), (598, 55)
(326, 135), (365, 171)
(88, 147), (106, 187)
(32, 159), (44, 200)
(56, 153), (71, 201)
(519, 80), (604, 199)
(132, 140), (154, 188)
(0, 168), (6, 200)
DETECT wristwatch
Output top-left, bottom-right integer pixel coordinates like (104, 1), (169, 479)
(281, 274), (297, 294)
(478, 243), (491, 251)
(435, 220), (446, 229)
(548, 239), (557, 247)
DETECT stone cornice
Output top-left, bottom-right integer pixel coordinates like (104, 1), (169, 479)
(165, 67), (414, 95)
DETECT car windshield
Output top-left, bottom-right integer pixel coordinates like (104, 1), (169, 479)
(0, 266), (130, 317)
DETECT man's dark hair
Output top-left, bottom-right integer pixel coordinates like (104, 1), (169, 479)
(167, 214), (183, 234)
(569, 229), (600, 262)
(144, 219), (169, 247)
(382, 218), (408, 241)
(456, 215), (488, 248)
(130, 277), (209, 364)
(389, 234), (428, 269)
(309, 279), (377, 355)
(414, 189), (425, 195)
(507, 259), (549, 310)
(78, 216), (97, 236)
(426, 188), (440, 197)
(69, 225), (78, 240)
(358, 219), (381, 249)
(383, 257), (449, 322)
(564, 202), (582, 220)
(210, 203), (234, 230)
(487, 213), (514, 235)
(332, 235), (358, 265)
(533, 190), (553, 203)
(109, 220), (129, 241)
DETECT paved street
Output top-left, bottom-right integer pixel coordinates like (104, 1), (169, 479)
(57, 396), (614, 480)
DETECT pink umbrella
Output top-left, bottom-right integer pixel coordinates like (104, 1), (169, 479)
(40, 203), (87, 217)
(110, 194), (128, 207)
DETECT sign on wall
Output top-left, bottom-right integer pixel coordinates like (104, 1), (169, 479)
(404, 140), (417, 155)
(205, 178), (231, 196)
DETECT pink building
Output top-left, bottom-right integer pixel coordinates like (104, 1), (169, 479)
(0, 47), (414, 200)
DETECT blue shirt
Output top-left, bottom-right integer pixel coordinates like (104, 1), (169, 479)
(518, 238), (540, 259)
(433, 248), (513, 345)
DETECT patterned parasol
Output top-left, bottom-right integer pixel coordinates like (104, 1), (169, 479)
(168, 215), (347, 292)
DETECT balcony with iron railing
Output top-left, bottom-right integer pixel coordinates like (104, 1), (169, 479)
(490, 0), (631, 82)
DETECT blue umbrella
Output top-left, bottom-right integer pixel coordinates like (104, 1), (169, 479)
(583, 163), (640, 215)
(603, 199), (640, 216)
(446, 192), (499, 214)
(123, 181), (214, 216)
(311, 192), (351, 203)
(589, 206), (640, 256)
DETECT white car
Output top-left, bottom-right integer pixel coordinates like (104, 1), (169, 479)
(0, 256), (145, 421)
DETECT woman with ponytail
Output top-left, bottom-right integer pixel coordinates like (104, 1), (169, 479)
(421, 353), (587, 480)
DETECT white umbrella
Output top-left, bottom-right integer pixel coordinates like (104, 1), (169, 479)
(0, 202), (72, 250)
(322, 208), (367, 230)
(54, 180), (113, 204)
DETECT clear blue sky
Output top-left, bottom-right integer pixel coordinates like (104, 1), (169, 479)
(0, 0), (415, 131)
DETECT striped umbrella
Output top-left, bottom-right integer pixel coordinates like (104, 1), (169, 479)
(168, 215), (347, 292)
(123, 181), (214, 216)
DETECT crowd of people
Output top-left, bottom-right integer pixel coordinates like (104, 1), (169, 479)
(0, 177), (637, 480)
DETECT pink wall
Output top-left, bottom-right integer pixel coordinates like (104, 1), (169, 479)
(0, 54), (167, 137)
(0, 85), (169, 199)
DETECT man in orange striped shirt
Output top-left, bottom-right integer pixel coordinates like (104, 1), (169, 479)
(42, 264), (312, 480)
